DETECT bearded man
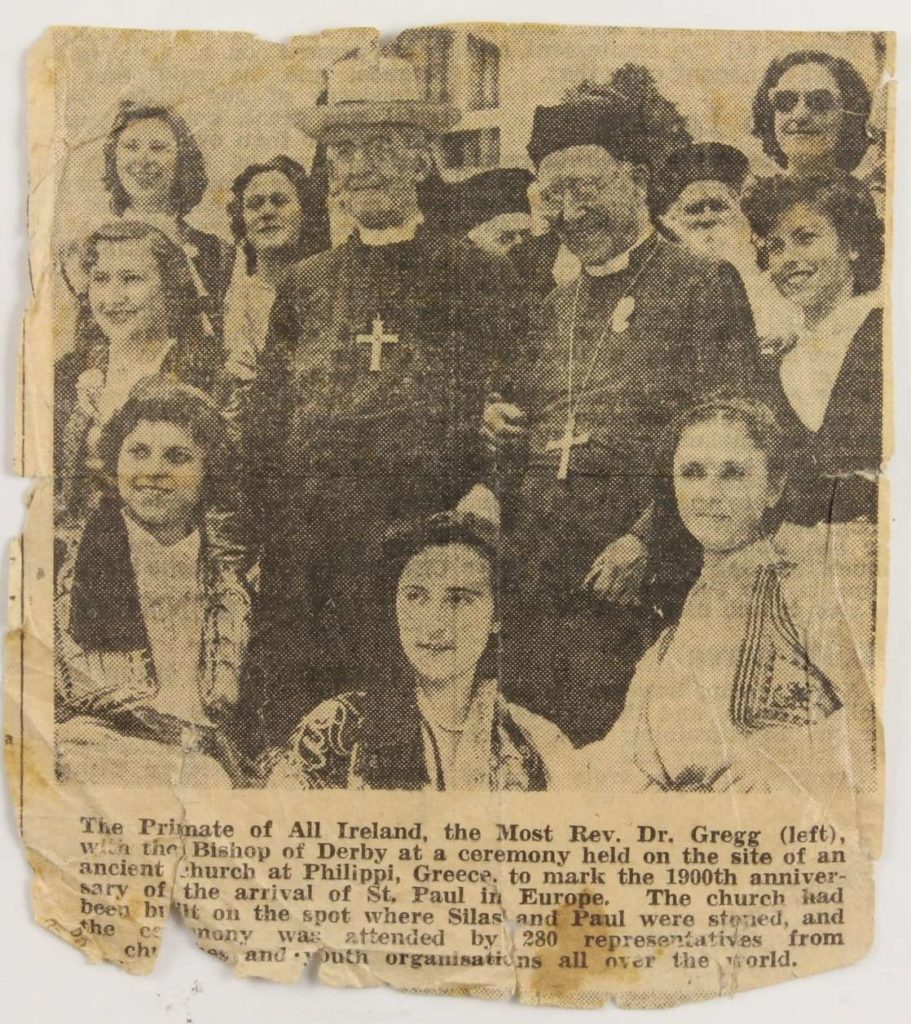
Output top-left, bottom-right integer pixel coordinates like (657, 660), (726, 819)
(652, 142), (794, 341)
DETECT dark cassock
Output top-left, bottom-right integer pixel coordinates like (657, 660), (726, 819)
(499, 230), (760, 746)
(509, 231), (566, 297)
(241, 223), (527, 752)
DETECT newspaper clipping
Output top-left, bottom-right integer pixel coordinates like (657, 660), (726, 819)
(5, 22), (892, 1008)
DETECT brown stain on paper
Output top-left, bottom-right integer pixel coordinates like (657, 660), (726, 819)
(524, 890), (640, 1004)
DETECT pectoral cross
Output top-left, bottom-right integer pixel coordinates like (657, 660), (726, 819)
(545, 410), (591, 481)
(357, 316), (398, 372)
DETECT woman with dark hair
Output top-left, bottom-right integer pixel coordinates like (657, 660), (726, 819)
(742, 174), (884, 524)
(583, 395), (876, 794)
(222, 155), (330, 382)
(264, 511), (575, 791)
(99, 101), (234, 331)
(752, 51), (873, 178)
(55, 378), (251, 787)
(55, 221), (226, 523)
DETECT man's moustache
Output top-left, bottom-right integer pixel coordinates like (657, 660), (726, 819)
(552, 211), (610, 235)
(554, 211), (614, 242)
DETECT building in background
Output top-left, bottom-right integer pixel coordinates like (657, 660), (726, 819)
(396, 27), (507, 178)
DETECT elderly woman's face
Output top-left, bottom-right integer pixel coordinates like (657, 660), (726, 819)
(396, 543), (495, 686)
(771, 63), (844, 170)
(242, 170), (304, 255)
(87, 238), (168, 342)
(763, 201), (853, 313)
(674, 417), (780, 555)
(117, 419), (205, 538)
(115, 117), (179, 210)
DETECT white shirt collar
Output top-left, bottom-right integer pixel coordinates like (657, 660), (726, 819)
(358, 213), (424, 247)
(584, 228), (655, 277)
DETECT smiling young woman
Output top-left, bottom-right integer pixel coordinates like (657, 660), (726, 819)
(742, 174), (884, 525)
(98, 101), (234, 330)
(54, 221), (224, 525)
(751, 50), (873, 178)
(262, 511), (576, 791)
(54, 379), (251, 787)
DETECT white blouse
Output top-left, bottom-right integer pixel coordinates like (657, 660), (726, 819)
(222, 250), (277, 380)
(416, 677), (578, 791)
(123, 514), (208, 725)
(583, 523), (876, 793)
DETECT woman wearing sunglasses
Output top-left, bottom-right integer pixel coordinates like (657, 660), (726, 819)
(752, 50), (873, 179)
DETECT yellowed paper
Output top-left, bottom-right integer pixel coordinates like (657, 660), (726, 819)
(6, 23), (892, 1009)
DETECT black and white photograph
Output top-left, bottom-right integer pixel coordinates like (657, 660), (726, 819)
(1, 7), (904, 1016)
(40, 26), (887, 795)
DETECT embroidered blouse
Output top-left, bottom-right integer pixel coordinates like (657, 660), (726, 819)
(264, 678), (577, 791)
(54, 498), (253, 785)
(583, 523), (876, 793)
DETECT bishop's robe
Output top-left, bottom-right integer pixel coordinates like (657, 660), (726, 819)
(241, 226), (526, 752)
(500, 233), (759, 745)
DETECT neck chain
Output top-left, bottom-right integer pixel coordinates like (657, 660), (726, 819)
(565, 237), (659, 414)
(546, 237), (658, 482)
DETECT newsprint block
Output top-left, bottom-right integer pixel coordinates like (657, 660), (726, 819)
(5, 21), (892, 1009)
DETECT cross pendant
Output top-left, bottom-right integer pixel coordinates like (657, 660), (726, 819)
(356, 316), (399, 372)
(545, 411), (591, 481)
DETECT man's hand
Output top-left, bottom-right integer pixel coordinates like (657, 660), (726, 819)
(582, 533), (649, 604)
(481, 400), (528, 452)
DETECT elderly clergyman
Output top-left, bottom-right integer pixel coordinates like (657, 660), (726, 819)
(242, 51), (525, 752)
(486, 66), (760, 746)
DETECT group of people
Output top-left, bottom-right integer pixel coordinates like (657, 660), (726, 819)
(53, 45), (884, 794)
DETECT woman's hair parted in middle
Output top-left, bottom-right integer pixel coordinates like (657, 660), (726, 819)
(382, 511), (501, 579)
(664, 393), (789, 484)
(96, 377), (237, 510)
(751, 50), (872, 173)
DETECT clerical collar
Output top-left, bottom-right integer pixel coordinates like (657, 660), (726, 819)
(584, 229), (656, 277)
(358, 213), (425, 247)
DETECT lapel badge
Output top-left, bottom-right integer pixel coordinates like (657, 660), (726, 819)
(611, 295), (636, 334)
